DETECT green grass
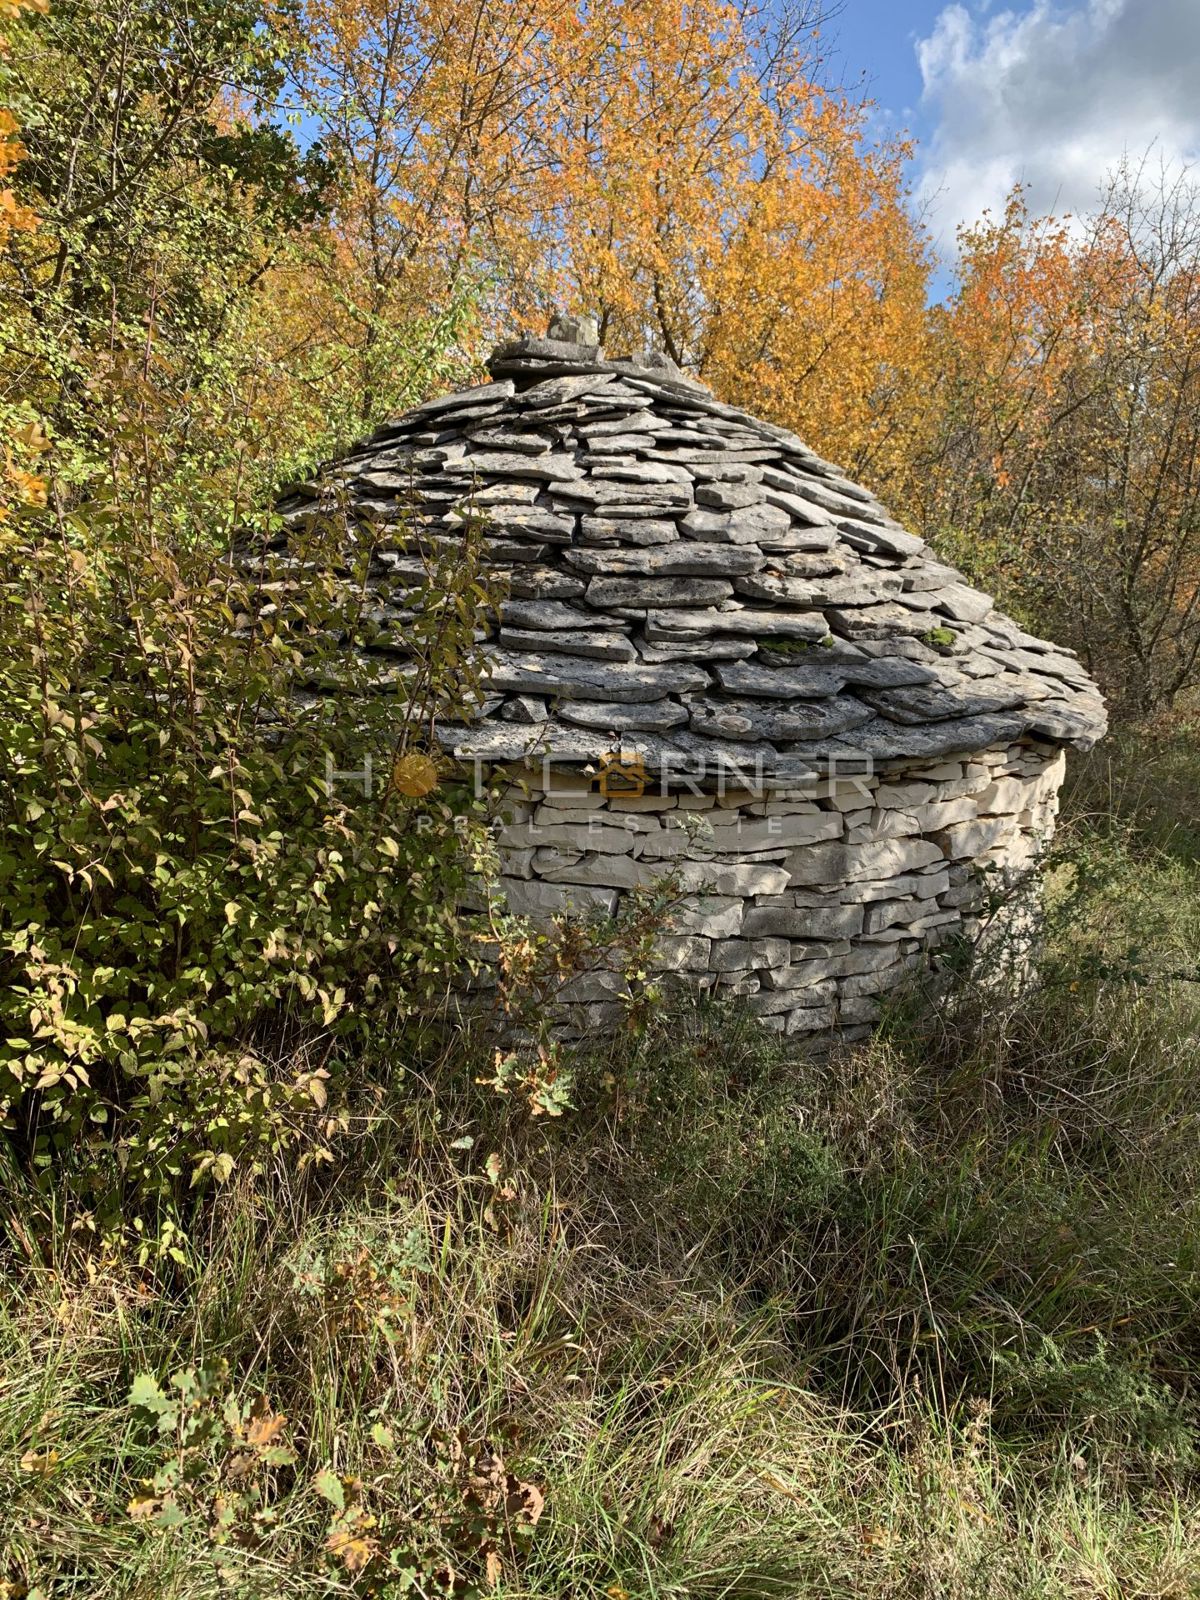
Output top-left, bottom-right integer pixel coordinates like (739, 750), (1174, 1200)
(4, 732), (1200, 1598)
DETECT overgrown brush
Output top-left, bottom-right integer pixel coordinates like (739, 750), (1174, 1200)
(5, 773), (1200, 1596)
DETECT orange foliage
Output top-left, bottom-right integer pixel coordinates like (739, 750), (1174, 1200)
(298, 0), (931, 477)
(0, 1), (44, 247)
(908, 174), (1200, 712)
(1, 0), (49, 521)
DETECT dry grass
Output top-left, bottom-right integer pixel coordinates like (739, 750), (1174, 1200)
(3, 737), (1200, 1597)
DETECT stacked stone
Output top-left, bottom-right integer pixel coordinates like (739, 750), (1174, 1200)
(484, 741), (1064, 1039)
(273, 314), (1106, 1040)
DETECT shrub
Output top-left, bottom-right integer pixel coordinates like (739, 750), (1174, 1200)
(0, 493), (499, 1220)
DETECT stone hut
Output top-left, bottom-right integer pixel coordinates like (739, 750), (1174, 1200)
(280, 316), (1107, 1041)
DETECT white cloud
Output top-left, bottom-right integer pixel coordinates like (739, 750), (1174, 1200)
(915, 0), (1200, 248)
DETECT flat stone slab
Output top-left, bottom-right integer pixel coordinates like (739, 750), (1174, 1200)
(499, 628), (637, 661)
(501, 599), (625, 630)
(585, 576), (734, 608)
(283, 327), (1108, 801)
(558, 697), (690, 732)
(689, 694), (875, 742)
(483, 649), (709, 702)
(564, 544), (763, 577)
(646, 607), (830, 640)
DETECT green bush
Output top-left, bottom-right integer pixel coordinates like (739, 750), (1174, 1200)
(0, 496), (498, 1220)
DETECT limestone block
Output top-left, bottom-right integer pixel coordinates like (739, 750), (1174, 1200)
(564, 1001), (627, 1032)
(557, 970), (630, 1004)
(717, 976), (762, 996)
(859, 809), (921, 840)
(834, 943), (907, 975)
(768, 942), (901, 989)
(863, 900), (914, 934)
(773, 779), (874, 804)
(715, 787), (768, 807)
(503, 877), (617, 917)
(874, 781), (937, 809)
(915, 796), (979, 831)
(536, 769), (600, 798)
(908, 761), (965, 781)
(718, 844), (791, 865)
(840, 965), (908, 998)
(845, 869), (950, 903)
(939, 882), (983, 910)
(975, 774), (1034, 814)
(669, 897), (745, 938)
(790, 938), (853, 962)
(786, 836), (945, 886)
(785, 1003), (837, 1033)
(840, 810), (874, 836)
(909, 909), (960, 935)
(704, 813), (843, 851)
(636, 831), (697, 863)
(676, 861), (792, 897)
(503, 819), (636, 854)
(976, 759), (1063, 815)
(653, 935), (712, 970)
(533, 848), (651, 890)
(608, 793), (678, 812)
(838, 996), (881, 1024)
(764, 958), (846, 990)
(939, 768), (996, 800)
(756, 889), (841, 909)
(532, 798), (621, 822)
(980, 834), (1039, 875)
(915, 915), (966, 934)
(497, 796), (537, 824)
(709, 937), (791, 972)
(743, 903), (865, 939)
(935, 815), (1012, 860)
(757, 798), (824, 816)
(539, 807), (662, 837)
(748, 985), (834, 1017)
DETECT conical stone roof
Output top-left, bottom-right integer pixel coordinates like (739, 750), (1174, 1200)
(279, 316), (1107, 782)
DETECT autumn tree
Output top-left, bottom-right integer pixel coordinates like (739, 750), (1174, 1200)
(524, 0), (930, 489)
(914, 169), (1200, 716)
(0, 2), (495, 1207)
(0, 0), (341, 520)
(0, 0), (47, 517)
(298, 0), (931, 478)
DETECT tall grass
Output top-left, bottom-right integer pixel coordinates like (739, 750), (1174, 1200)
(4, 734), (1200, 1598)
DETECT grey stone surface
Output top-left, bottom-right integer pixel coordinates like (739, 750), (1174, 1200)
(584, 576), (734, 608)
(689, 695), (874, 742)
(483, 650), (708, 702)
(271, 316), (1109, 1050)
(579, 517), (680, 546)
(558, 698), (690, 732)
(501, 599), (624, 630)
(565, 544), (762, 577)
(499, 628), (637, 661)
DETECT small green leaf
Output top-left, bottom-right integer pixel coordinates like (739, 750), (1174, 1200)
(129, 1373), (173, 1417)
(313, 1468), (344, 1511)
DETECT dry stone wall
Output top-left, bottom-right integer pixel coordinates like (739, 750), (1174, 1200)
(269, 315), (1104, 1042)
(484, 739), (1065, 1041)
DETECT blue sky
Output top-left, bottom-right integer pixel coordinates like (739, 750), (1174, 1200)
(827, 0), (945, 147)
(826, 0), (1200, 270)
